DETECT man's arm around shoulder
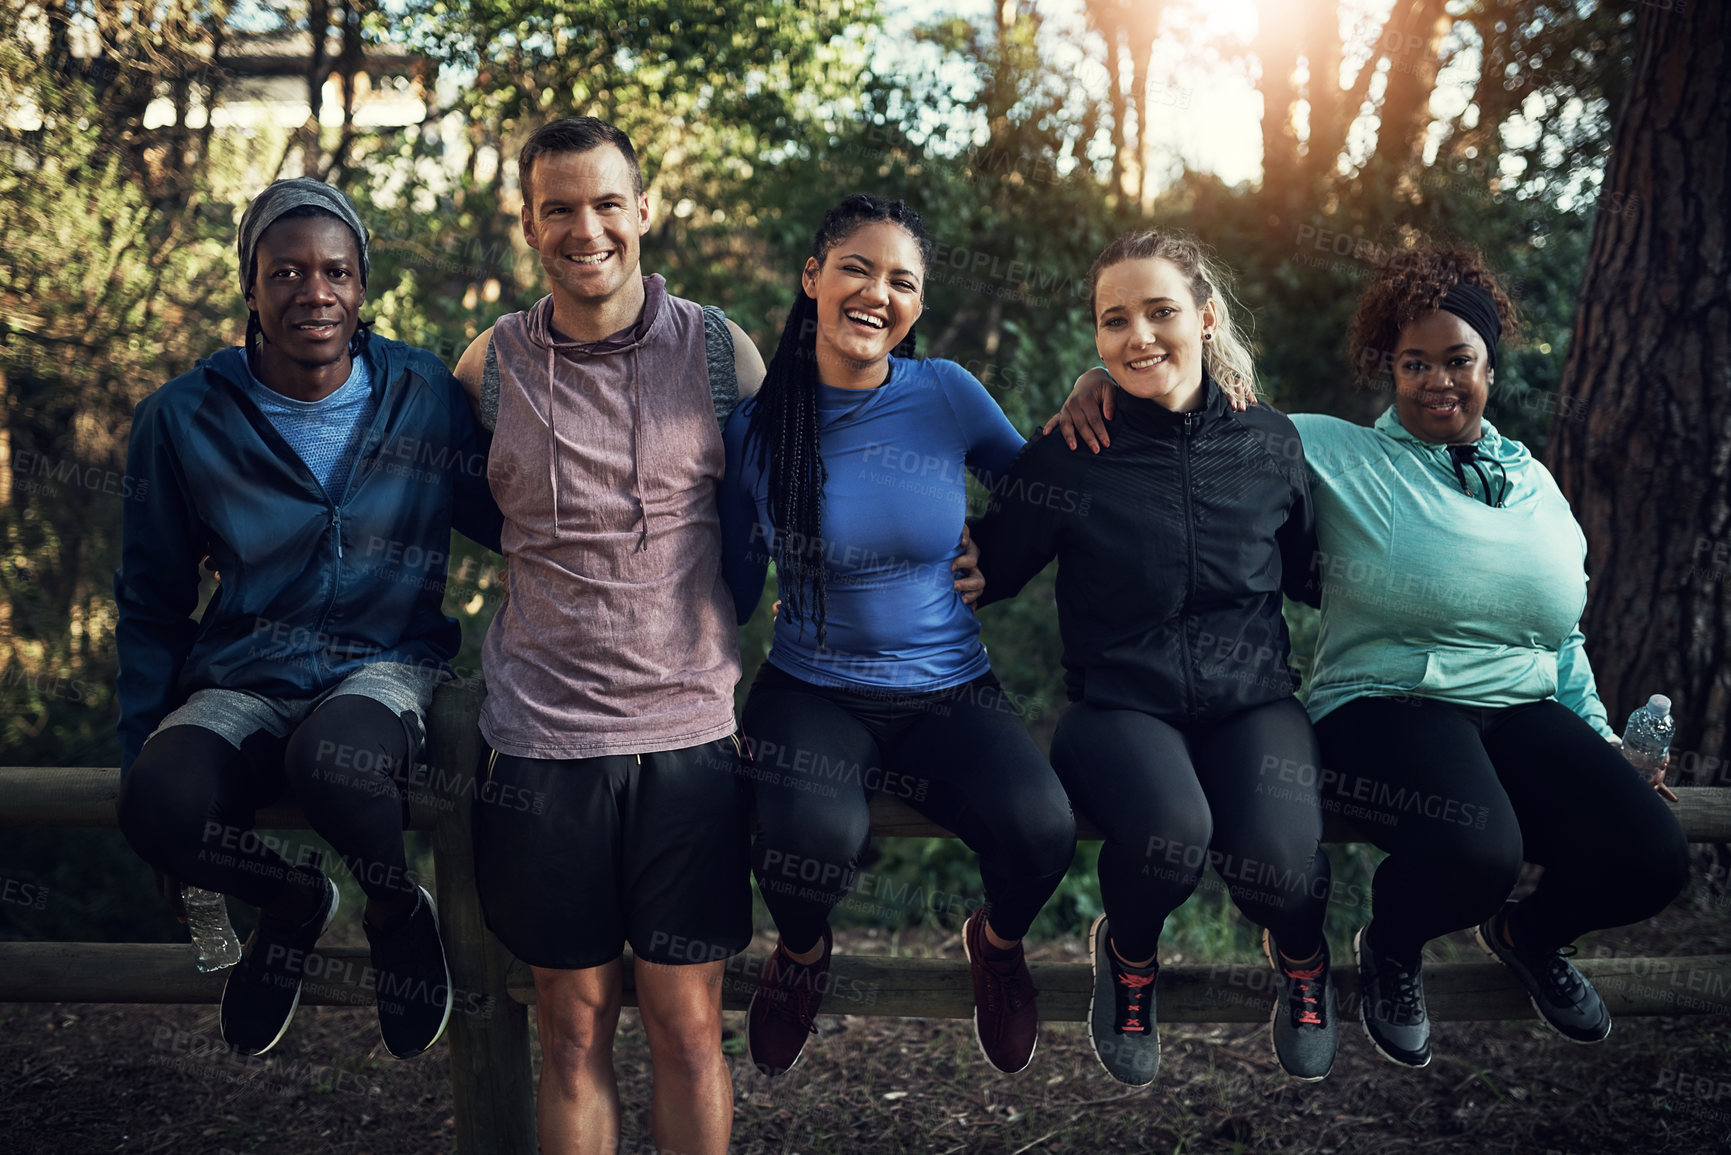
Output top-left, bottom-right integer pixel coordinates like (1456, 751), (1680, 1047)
(454, 326), (496, 422)
(726, 318), (766, 400)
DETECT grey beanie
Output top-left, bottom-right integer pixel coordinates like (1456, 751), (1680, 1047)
(237, 178), (371, 295)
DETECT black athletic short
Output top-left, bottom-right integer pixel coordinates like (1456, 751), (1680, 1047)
(472, 735), (753, 970)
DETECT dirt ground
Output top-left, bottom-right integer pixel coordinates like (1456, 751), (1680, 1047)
(3, 905), (1727, 1155)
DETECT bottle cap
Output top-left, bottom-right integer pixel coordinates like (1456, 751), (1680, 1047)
(1646, 694), (1671, 717)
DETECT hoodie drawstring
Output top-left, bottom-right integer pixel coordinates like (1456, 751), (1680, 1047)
(547, 344), (561, 532)
(630, 346), (648, 551)
(1447, 443), (1509, 508)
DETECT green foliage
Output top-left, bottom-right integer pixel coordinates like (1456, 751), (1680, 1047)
(0, 19), (236, 768)
(2, 1), (1638, 950)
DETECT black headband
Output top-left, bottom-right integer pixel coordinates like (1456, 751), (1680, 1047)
(1438, 282), (1501, 369)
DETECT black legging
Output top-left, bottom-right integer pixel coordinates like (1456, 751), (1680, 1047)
(118, 695), (422, 907)
(1050, 696), (1329, 963)
(743, 662), (1077, 954)
(1314, 695), (1692, 961)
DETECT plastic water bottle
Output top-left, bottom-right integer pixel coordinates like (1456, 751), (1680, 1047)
(183, 885), (242, 972)
(1621, 694), (1676, 777)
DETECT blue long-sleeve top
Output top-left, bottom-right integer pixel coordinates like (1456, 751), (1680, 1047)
(720, 356), (1024, 692)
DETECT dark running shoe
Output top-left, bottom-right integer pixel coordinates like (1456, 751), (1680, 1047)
(1353, 924), (1431, 1068)
(963, 908), (1039, 1073)
(1086, 915), (1159, 1087)
(747, 925), (832, 1076)
(364, 885), (453, 1059)
(1263, 930), (1337, 1081)
(220, 875), (340, 1056)
(1475, 903), (1611, 1044)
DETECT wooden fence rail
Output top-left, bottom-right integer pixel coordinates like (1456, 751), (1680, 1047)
(3, 679), (1728, 1154)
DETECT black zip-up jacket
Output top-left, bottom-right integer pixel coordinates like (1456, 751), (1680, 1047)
(972, 375), (1318, 725)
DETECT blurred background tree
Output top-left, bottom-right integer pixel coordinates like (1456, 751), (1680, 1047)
(1549, 3), (1731, 798)
(2, 0), (1721, 948)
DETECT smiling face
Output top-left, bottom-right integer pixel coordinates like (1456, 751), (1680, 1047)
(1391, 309), (1492, 444)
(246, 214), (363, 385)
(801, 220), (925, 386)
(521, 144), (651, 315)
(1092, 256), (1217, 411)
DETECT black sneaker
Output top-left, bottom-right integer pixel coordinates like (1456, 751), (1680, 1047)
(1474, 903), (1610, 1044)
(747, 925), (831, 1076)
(1353, 924), (1430, 1067)
(1263, 930), (1337, 1081)
(364, 885), (453, 1059)
(1086, 914), (1158, 1087)
(220, 875), (339, 1056)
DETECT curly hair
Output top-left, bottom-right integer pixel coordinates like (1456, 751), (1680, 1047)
(1347, 247), (1519, 383)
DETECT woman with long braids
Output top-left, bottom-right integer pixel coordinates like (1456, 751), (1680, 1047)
(969, 230), (1335, 1088)
(719, 194), (1077, 1077)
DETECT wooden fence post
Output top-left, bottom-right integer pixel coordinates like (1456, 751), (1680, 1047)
(428, 679), (536, 1155)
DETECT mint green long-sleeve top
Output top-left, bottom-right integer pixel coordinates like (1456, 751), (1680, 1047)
(1289, 407), (1613, 737)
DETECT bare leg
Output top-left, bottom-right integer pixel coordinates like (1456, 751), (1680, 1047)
(634, 958), (732, 1155)
(532, 960), (624, 1155)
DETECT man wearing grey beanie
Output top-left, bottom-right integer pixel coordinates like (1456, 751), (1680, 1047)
(115, 178), (502, 1062)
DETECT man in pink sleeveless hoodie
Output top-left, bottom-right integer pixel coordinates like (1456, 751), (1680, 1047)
(455, 117), (766, 1155)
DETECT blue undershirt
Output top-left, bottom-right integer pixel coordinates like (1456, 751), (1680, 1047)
(242, 355), (376, 500)
(720, 356), (1025, 692)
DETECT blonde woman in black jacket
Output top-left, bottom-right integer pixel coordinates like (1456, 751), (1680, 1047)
(971, 230), (1331, 1088)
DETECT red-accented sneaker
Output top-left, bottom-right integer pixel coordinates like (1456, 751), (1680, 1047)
(1087, 914), (1159, 1086)
(1262, 929), (1337, 1081)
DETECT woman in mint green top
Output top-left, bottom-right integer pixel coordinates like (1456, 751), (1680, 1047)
(1292, 405), (1609, 730)
(1297, 248), (1687, 1071)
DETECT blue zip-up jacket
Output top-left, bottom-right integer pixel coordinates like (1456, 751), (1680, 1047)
(114, 336), (503, 774)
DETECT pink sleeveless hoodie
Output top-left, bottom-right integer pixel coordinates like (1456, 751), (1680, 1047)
(479, 275), (739, 758)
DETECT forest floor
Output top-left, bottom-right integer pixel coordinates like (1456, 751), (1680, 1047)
(3, 902), (1727, 1155)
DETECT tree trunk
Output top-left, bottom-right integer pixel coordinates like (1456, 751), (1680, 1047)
(1364, 0), (1450, 175)
(1129, 33), (1152, 207)
(1083, 1), (1128, 198)
(1255, 4), (1302, 194)
(297, 0), (336, 176)
(1549, 4), (1731, 788)
(1299, 0), (1342, 182)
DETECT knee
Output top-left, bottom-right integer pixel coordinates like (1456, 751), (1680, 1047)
(283, 697), (410, 790)
(115, 760), (162, 847)
(754, 801), (869, 879)
(638, 995), (724, 1084)
(994, 794), (1078, 878)
(1622, 819), (1692, 909)
(117, 758), (211, 862)
(1438, 825), (1526, 902)
(536, 990), (621, 1082)
(1133, 807), (1214, 876)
